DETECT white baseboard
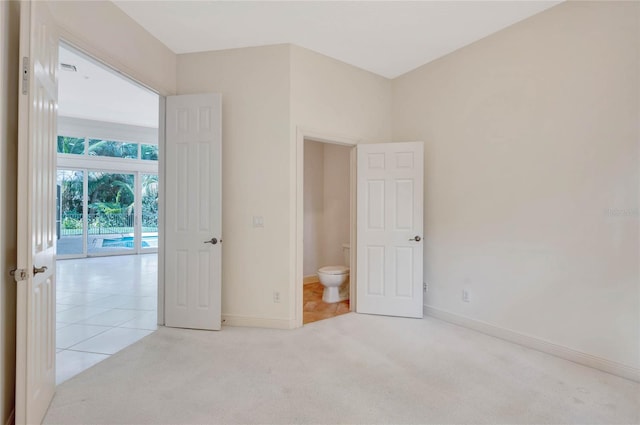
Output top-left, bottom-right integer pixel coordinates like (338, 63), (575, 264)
(303, 274), (319, 284)
(4, 408), (14, 425)
(222, 314), (294, 330)
(424, 305), (640, 383)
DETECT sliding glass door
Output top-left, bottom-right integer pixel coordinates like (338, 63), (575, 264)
(87, 171), (136, 255)
(56, 127), (159, 258)
(56, 169), (158, 258)
(140, 173), (159, 252)
(57, 169), (85, 256)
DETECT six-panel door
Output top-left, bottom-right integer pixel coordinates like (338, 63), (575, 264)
(165, 94), (222, 330)
(356, 142), (424, 318)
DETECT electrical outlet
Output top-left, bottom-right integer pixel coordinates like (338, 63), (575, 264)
(253, 216), (264, 228)
(273, 291), (280, 303)
(423, 282), (428, 292)
(462, 289), (470, 303)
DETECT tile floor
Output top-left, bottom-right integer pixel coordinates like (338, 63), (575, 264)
(56, 254), (158, 384)
(303, 282), (350, 324)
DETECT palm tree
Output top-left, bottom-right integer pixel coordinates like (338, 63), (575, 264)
(87, 172), (135, 233)
(141, 174), (158, 229)
(88, 139), (138, 159)
(141, 144), (159, 160)
(57, 136), (85, 154)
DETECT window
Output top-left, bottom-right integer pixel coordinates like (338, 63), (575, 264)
(89, 139), (139, 159)
(57, 169), (84, 256)
(141, 144), (159, 161)
(56, 132), (159, 257)
(57, 135), (159, 161)
(57, 136), (85, 155)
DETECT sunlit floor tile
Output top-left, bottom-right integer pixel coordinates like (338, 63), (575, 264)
(57, 306), (111, 323)
(56, 350), (109, 385)
(69, 327), (154, 355)
(56, 324), (111, 349)
(77, 308), (141, 327)
(118, 311), (159, 331)
(56, 254), (158, 383)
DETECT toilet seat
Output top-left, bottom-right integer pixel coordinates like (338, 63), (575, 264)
(318, 265), (349, 275)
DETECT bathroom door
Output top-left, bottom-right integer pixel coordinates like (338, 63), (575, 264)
(164, 93), (222, 330)
(356, 142), (424, 318)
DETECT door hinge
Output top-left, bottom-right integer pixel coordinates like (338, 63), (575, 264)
(22, 56), (29, 95)
(10, 268), (28, 282)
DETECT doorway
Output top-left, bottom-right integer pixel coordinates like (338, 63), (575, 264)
(302, 139), (351, 324)
(54, 42), (161, 384)
(296, 131), (358, 327)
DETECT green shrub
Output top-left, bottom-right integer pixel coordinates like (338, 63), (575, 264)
(62, 217), (82, 229)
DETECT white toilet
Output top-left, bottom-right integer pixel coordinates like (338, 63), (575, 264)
(317, 243), (350, 303)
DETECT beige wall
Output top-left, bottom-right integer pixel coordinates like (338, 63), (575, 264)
(177, 45), (293, 327)
(0, 2), (19, 423)
(49, 1), (176, 95)
(303, 141), (351, 277)
(177, 44), (391, 327)
(303, 141), (325, 277)
(290, 45), (392, 143)
(322, 143), (351, 267)
(290, 45), (392, 322)
(392, 1), (639, 369)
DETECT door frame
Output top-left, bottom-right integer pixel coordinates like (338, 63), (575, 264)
(294, 128), (359, 328)
(56, 38), (166, 325)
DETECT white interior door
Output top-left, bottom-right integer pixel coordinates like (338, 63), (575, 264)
(165, 94), (222, 330)
(356, 142), (424, 318)
(16, 1), (58, 423)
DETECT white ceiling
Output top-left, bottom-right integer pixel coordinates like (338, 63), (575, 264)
(59, 1), (560, 128)
(58, 45), (159, 128)
(113, 0), (561, 79)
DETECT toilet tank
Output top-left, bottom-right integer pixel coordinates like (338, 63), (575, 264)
(342, 243), (350, 267)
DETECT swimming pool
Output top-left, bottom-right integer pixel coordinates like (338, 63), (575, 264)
(102, 235), (158, 249)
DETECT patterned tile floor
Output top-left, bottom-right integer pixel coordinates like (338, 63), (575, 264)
(303, 282), (350, 324)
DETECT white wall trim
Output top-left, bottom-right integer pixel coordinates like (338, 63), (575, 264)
(424, 305), (640, 383)
(4, 408), (14, 425)
(156, 96), (166, 326)
(222, 314), (294, 330)
(303, 274), (319, 284)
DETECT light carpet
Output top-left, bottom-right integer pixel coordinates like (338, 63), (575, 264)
(44, 313), (639, 424)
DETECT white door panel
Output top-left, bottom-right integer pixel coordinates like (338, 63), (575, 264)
(16, 1), (58, 423)
(357, 142), (424, 318)
(165, 94), (222, 330)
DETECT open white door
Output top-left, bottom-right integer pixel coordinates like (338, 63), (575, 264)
(356, 142), (424, 318)
(15, 1), (58, 423)
(165, 94), (222, 330)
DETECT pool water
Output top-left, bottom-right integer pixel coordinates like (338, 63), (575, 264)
(102, 236), (158, 249)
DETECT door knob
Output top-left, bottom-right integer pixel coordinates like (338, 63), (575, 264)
(33, 266), (48, 275)
(204, 238), (218, 245)
(409, 236), (421, 242)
